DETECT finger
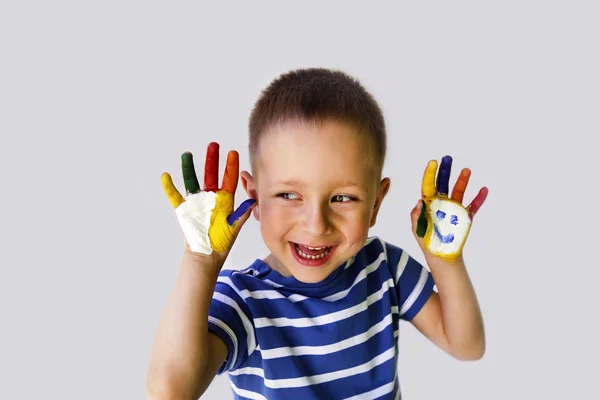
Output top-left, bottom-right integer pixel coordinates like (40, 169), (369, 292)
(415, 200), (428, 238)
(422, 160), (438, 199)
(451, 168), (471, 203)
(227, 198), (257, 226)
(161, 172), (185, 208)
(204, 142), (219, 192)
(222, 150), (239, 194)
(436, 155), (452, 195)
(467, 186), (489, 216)
(181, 152), (201, 194)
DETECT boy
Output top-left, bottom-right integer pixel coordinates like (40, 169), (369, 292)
(147, 68), (488, 399)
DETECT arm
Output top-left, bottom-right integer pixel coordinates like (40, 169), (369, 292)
(408, 155), (488, 360)
(410, 256), (485, 361)
(146, 250), (229, 399)
(147, 143), (257, 398)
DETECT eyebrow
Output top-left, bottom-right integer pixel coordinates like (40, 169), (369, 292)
(278, 179), (362, 188)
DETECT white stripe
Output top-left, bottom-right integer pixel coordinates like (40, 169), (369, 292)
(399, 267), (428, 316)
(379, 237), (388, 265)
(344, 256), (355, 269)
(229, 381), (267, 400)
(343, 380), (396, 400)
(212, 292), (257, 353)
(229, 366), (264, 377)
(208, 316), (238, 369)
(254, 278), (394, 328)
(233, 346), (397, 389)
(260, 312), (395, 360)
(322, 252), (386, 302)
(344, 237), (375, 269)
(263, 279), (283, 288)
(218, 276), (294, 301)
(395, 250), (410, 284)
(395, 384), (402, 400)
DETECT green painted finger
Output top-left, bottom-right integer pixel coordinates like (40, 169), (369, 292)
(416, 200), (428, 238)
(181, 152), (201, 194)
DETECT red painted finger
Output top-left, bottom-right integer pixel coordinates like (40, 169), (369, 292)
(451, 168), (471, 203)
(222, 150), (239, 194)
(468, 186), (489, 216)
(204, 142), (220, 192)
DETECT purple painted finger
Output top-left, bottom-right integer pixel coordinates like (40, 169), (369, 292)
(227, 198), (257, 226)
(436, 155), (452, 195)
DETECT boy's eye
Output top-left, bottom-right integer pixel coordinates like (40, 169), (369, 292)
(277, 193), (299, 200)
(332, 195), (355, 203)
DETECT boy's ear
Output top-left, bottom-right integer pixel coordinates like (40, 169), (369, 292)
(370, 177), (391, 227)
(240, 170), (260, 221)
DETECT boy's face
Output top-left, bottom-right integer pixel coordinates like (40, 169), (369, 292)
(241, 120), (390, 284)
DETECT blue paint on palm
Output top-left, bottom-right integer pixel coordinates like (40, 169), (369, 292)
(434, 224), (455, 243)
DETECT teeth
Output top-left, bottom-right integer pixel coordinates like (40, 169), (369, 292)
(295, 244), (331, 260)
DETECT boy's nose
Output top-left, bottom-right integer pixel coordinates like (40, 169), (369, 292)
(302, 204), (332, 237)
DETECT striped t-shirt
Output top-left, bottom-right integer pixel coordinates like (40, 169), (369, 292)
(208, 236), (435, 399)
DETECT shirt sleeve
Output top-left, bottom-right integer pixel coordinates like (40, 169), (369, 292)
(207, 271), (256, 374)
(384, 240), (435, 321)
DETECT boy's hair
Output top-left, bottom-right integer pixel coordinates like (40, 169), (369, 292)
(248, 68), (387, 177)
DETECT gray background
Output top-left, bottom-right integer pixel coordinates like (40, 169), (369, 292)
(1, 1), (597, 399)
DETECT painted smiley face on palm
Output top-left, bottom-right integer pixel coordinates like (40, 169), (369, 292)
(428, 197), (471, 255)
(416, 156), (488, 261)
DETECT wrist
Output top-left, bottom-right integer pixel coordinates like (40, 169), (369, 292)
(425, 253), (466, 272)
(182, 246), (226, 276)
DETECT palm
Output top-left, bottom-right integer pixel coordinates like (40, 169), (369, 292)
(416, 155), (488, 261)
(161, 142), (254, 255)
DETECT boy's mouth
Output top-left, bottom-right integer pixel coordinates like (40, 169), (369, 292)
(290, 242), (336, 267)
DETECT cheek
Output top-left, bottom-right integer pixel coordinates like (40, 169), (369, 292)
(336, 210), (371, 239)
(258, 200), (293, 237)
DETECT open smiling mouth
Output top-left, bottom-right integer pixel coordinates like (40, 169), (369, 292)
(290, 242), (336, 267)
(433, 224), (455, 244)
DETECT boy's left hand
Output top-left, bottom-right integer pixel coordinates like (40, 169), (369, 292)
(411, 155), (488, 262)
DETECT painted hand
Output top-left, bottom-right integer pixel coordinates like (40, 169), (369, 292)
(161, 142), (256, 255)
(413, 155), (488, 261)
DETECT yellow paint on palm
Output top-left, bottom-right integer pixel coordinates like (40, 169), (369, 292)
(208, 190), (236, 253)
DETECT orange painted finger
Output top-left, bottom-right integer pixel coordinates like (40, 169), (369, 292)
(422, 160), (438, 199)
(161, 172), (185, 208)
(222, 150), (239, 194)
(451, 168), (471, 203)
(204, 142), (220, 192)
(468, 186), (489, 216)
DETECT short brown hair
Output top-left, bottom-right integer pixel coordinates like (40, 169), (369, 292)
(248, 68), (386, 177)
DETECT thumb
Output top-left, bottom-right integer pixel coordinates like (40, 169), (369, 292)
(227, 198), (257, 229)
(412, 199), (428, 239)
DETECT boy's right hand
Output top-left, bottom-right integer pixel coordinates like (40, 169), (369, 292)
(160, 142), (257, 258)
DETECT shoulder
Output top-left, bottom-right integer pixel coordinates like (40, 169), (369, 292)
(214, 259), (276, 299)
